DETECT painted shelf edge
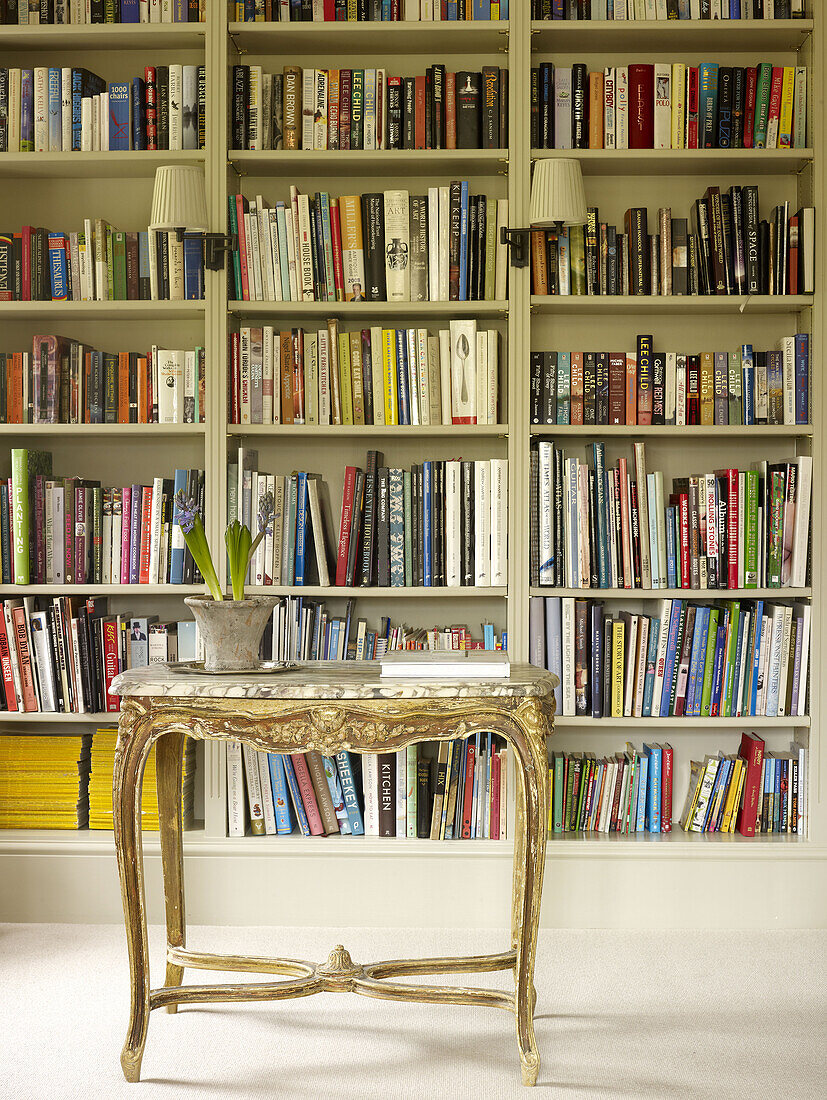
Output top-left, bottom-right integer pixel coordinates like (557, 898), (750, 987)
(529, 425), (812, 437)
(228, 424), (507, 437)
(530, 18), (813, 53)
(0, 150), (206, 178)
(244, 586), (508, 598)
(0, 585), (206, 596)
(0, 24), (207, 49)
(229, 149), (507, 175)
(553, 716), (810, 728)
(530, 294), (814, 315)
(228, 300), (508, 316)
(0, 301), (206, 319)
(227, 20), (510, 53)
(528, 587), (812, 599)
(0, 424), (206, 437)
(531, 148), (814, 176)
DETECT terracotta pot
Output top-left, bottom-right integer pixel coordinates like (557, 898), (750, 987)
(184, 595), (277, 672)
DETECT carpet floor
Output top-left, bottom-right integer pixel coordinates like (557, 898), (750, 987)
(1, 923), (824, 1099)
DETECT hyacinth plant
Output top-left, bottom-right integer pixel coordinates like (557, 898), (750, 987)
(174, 489), (275, 602)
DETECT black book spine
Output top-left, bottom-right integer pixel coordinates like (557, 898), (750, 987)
(361, 193), (386, 301)
(103, 353), (118, 423)
(758, 220), (770, 294)
(156, 65), (169, 150)
(424, 67), (433, 149)
(571, 63), (588, 150)
(231, 66), (247, 150)
(583, 352), (596, 425)
(360, 450), (379, 586)
(415, 464), (424, 586)
(376, 467), (390, 586)
(743, 186), (761, 293)
(432, 64), (445, 149)
(585, 207), (599, 295)
(387, 78), (402, 150)
(543, 352), (558, 426)
(434, 461), (444, 586)
(530, 352), (542, 424)
(652, 353), (665, 425)
(586, 475), (598, 590)
(378, 752), (395, 837)
(455, 71), (480, 150)
(540, 62), (553, 149)
(402, 77), (415, 150)
(590, 603), (603, 718)
(467, 195), (478, 305)
(481, 66), (499, 149)
(160, 231), (170, 300)
(448, 180), (462, 300)
(630, 209), (649, 296)
(720, 192), (735, 293)
(731, 67), (745, 149)
(460, 460), (474, 586)
(416, 755), (431, 839)
(716, 67), (732, 149)
(596, 352), (608, 425)
(530, 67), (540, 150)
(475, 193), (486, 301)
(730, 186), (746, 293)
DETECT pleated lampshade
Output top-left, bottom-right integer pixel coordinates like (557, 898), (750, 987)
(149, 166), (209, 232)
(529, 159), (588, 227)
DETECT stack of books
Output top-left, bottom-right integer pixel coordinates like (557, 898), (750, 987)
(231, 63), (508, 150)
(228, 185), (509, 302)
(0, 734), (91, 829)
(0, 64), (205, 154)
(229, 318), (499, 426)
(88, 730), (196, 831)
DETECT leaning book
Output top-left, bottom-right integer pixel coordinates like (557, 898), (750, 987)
(380, 651), (510, 679)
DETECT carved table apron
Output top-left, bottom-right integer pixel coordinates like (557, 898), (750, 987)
(111, 662), (557, 1088)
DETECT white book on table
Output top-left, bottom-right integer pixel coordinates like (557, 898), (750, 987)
(379, 650), (510, 679)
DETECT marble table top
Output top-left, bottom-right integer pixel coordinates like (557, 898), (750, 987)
(111, 661), (558, 702)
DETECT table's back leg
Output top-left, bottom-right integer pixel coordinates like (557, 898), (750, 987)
(113, 710), (155, 1084)
(156, 729), (187, 1013)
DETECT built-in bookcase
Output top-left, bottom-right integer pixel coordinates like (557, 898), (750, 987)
(1, 8), (824, 929)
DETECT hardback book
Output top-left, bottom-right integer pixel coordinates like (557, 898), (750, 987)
(380, 650), (510, 679)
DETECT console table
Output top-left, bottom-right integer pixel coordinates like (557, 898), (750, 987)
(110, 662), (556, 1087)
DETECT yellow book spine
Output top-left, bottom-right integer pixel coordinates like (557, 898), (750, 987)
(729, 758), (747, 833)
(349, 330), (365, 425)
(337, 332), (354, 424)
(382, 328), (398, 425)
(720, 758), (742, 833)
(700, 351), (714, 425)
(611, 620), (625, 717)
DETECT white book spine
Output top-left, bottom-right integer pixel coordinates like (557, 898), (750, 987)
(475, 331), (488, 427)
(797, 604), (811, 719)
(362, 754), (379, 836)
(490, 458), (508, 588)
(296, 194), (315, 301)
(262, 325), (275, 425)
(653, 63), (671, 149)
(267, 210), (283, 302)
(427, 187), (439, 301)
(616, 66), (628, 149)
(604, 67), (616, 150)
(651, 599), (673, 716)
(790, 455), (811, 588)
(304, 332), (317, 425)
(317, 329), (331, 426)
(416, 328), (430, 426)
(61, 68), (72, 152)
(474, 461), (491, 587)
(147, 477), (164, 584)
(314, 69), (328, 151)
(8, 70), (21, 152)
(487, 330), (498, 424)
(257, 201), (275, 301)
(242, 743), (265, 835)
(33, 68), (48, 151)
(395, 747), (407, 837)
(538, 441), (553, 586)
(438, 186), (450, 301)
(383, 189), (411, 302)
(168, 64), (182, 150)
(257, 751), (277, 835)
(406, 328), (419, 425)
(561, 598), (575, 717)
(438, 328), (452, 425)
(671, 63), (686, 149)
(301, 68), (315, 149)
(445, 460), (461, 587)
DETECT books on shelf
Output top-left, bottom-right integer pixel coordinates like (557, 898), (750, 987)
(1, 450), (205, 585)
(227, 185), (509, 302)
(232, 63), (507, 151)
(530, 334), (809, 427)
(548, 742), (673, 835)
(530, 439), (812, 590)
(234, 3), (510, 22)
(0, 221), (206, 302)
(0, 595), (201, 715)
(530, 594), (810, 720)
(0, 2), (206, 24)
(532, 58), (806, 150)
(0, 734), (90, 829)
(530, 193), (815, 297)
(380, 648), (510, 676)
(228, 734), (508, 841)
(680, 731), (808, 838)
(229, 318), (499, 426)
(1, 339), (206, 425)
(0, 64), (205, 153)
(532, 2), (805, 20)
(89, 729), (196, 831)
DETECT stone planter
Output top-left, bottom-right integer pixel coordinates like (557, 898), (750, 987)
(184, 595), (278, 672)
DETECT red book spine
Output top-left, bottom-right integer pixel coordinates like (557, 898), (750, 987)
(323, 0), (334, 17)
(736, 732), (765, 837)
(335, 466), (357, 586)
(230, 331), (240, 423)
(0, 610), (19, 711)
(21, 226), (32, 302)
(235, 195), (250, 302)
(74, 485), (86, 585)
(102, 619), (120, 712)
(329, 199), (345, 301)
(461, 740), (476, 838)
(120, 486), (131, 582)
(118, 353), (129, 423)
(63, 482), (73, 584)
(414, 74), (426, 150)
(144, 67), (157, 151)
(292, 328), (305, 423)
(677, 493), (690, 588)
(627, 64), (654, 149)
(727, 468), (739, 589)
(289, 753), (324, 835)
(608, 352), (626, 425)
(137, 357), (149, 423)
(686, 67), (699, 149)
(661, 744), (673, 833)
(767, 66), (783, 142)
(12, 606), (38, 712)
(490, 750), (501, 840)
(570, 351), (584, 425)
(445, 70), (457, 150)
(788, 215), (799, 294)
(743, 66), (758, 149)
(138, 485), (152, 584)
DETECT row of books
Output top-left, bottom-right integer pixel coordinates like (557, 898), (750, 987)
(228, 187), (509, 303)
(531, 595), (810, 720)
(0, 222), (205, 302)
(2, 451), (205, 586)
(548, 743), (673, 834)
(0, 65), (204, 154)
(532, 61), (806, 151)
(0, 596), (200, 714)
(89, 729), (196, 830)
(0, 735), (91, 829)
(229, 319), (499, 426)
(530, 441), (812, 590)
(0, 0), (206, 24)
(530, 193), (815, 297)
(231, 64), (507, 152)
(235, 2), (510, 20)
(529, 336), (809, 427)
(680, 732), (807, 838)
(229, 735), (508, 840)
(1, 340), (206, 425)
(532, 2), (804, 18)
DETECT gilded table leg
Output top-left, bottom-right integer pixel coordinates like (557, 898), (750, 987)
(156, 730), (186, 1013)
(113, 709), (156, 1083)
(508, 710), (549, 1087)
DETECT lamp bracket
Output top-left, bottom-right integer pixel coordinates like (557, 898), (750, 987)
(500, 226), (531, 269)
(203, 233), (238, 271)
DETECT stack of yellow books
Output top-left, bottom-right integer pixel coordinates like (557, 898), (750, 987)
(0, 735), (91, 829)
(89, 730), (196, 831)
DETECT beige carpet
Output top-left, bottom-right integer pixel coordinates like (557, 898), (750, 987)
(1, 923), (824, 1099)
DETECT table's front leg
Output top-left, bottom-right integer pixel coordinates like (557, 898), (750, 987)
(156, 730), (186, 1013)
(113, 707), (156, 1083)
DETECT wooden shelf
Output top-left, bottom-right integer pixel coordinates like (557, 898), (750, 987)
(0, 23), (207, 51)
(532, 148), (814, 175)
(531, 18), (814, 54)
(554, 715), (810, 729)
(529, 424), (812, 438)
(529, 588), (812, 600)
(228, 19), (510, 55)
(0, 300), (205, 320)
(228, 424), (507, 438)
(229, 299), (508, 318)
(0, 150), (205, 179)
(245, 586), (507, 598)
(0, 424), (206, 438)
(531, 294), (815, 316)
(230, 148), (506, 176)
(0, 585), (205, 596)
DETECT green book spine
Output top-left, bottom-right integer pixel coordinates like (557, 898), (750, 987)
(700, 607), (719, 717)
(569, 225), (586, 296)
(744, 469), (759, 587)
(768, 470), (784, 586)
(565, 755), (576, 831)
(576, 757), (591, 830)
(113, 231), (127, 300)
(10, 448), (29, 584)
(106, 227), (115, 302)
(722, 602), (741, 717)
(754, 63), (773, 148)
(337, 334), (354, 425)
(227, 198), (242, 299)
(624, 753), (637, 834)
(553, 752), (564, 833)
(484, 202), (497, 302)
(402, 469), (413, 587)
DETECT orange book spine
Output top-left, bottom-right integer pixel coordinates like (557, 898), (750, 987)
(138, 485), (153, 584)
(589, 71), (604, 148)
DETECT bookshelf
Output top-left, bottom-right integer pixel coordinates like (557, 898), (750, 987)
(1, 7), (825, 932)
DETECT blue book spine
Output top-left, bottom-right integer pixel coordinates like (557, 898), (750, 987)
(641, 617), (660, 717)
(698, 63), (720, 149)
(685, 607), (707, 717)
(473, 1), (490, 19)
(795, 333), (809, 425)
(458, 181), (469, 300)
(423, 460), (432, 586)
(267, 754), (294, 834)
(382, 0), (393, 18)
(183, 237), (203, 300)
(170, 468), (188, 584)
(710, 622), (727, 715)
(335, 751), (365, 835)
(730, 1), (741, 16)
(120, 0), (141, 21)
(750, 601), (764, 716)
(131, 77), (145, 150)
(741, 344), (755, 425)
(635, 752), (648, 833)
(553, 1), (564, 17)
(644, 744), (662, 833)
(71, 69), (82, 152)
(659, 601), (684, 717)
(500, 0), (508, 16)
(447, 1), (458, 17)
(48, 234), (69, 301)
(327, 619), (339, 660)
(21, 70), (33, 151)
(484, 622), (495, 650)
(281, 755), (310, 837)
(108, 82), (130, 151)
(395, 329), (410, 425)
(322, 755), (352, 834)
(647, 475), (660, 589)
(665, 506), (677, 588)
(294, 471), (308, 585)
(48, 69), (61, 151)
